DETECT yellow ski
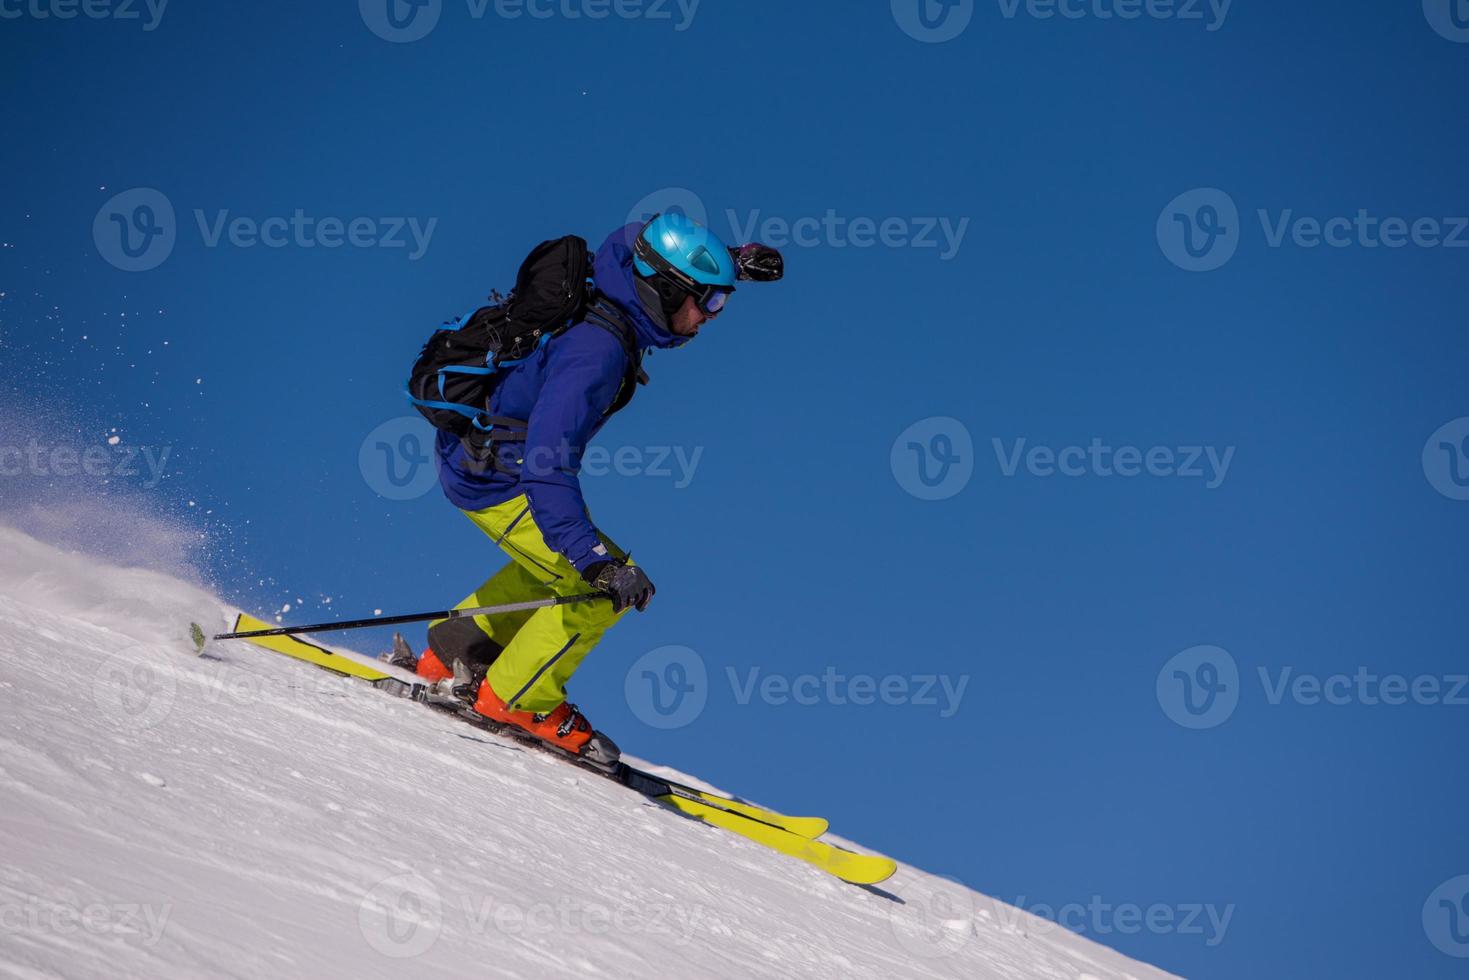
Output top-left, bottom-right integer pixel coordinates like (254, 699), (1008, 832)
(221, 614), (405, 684)
(658, 794), (897, 885)
(664, 786), (828, 839)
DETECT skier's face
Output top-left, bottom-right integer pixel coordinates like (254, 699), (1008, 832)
(668, 293), (716, 338)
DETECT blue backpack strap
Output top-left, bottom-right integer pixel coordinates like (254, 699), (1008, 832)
(493, 330), (553, 368)
(403, 385), (487, 421)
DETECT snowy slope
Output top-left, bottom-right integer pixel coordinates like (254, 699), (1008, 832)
(0, 525), (1176, 980)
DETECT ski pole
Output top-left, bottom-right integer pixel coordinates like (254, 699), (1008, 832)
(208, 593), (607, 642)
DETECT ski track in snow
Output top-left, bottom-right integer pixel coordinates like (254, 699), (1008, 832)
(0, 526), (1176, 980)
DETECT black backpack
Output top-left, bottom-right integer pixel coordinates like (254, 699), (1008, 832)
(406, 235), (645, 470)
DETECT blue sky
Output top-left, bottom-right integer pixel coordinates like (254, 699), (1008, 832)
(3, 2), (1468, 976)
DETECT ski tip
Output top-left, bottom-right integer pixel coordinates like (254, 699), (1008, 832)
(851, 857), (899, 886)
(188, 622), (207, 655)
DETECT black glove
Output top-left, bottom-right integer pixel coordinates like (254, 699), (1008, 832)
(584, 559), (656, 613)
(729, 242), (784, 282)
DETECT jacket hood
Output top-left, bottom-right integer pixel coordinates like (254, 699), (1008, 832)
(592, 223), (690, 351)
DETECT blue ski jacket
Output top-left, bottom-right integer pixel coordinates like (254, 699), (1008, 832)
(434, 223), (688, 574)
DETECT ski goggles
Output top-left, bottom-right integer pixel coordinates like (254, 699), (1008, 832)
(697, 287), (732, 316)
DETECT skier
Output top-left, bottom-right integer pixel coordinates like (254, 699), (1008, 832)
(400, 213), (782, 768)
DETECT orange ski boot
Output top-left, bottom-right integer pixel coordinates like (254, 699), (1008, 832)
(473, 683), (620, 770)
(414, 647), (453, 683)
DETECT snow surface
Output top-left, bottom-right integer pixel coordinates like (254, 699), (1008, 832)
(0, 525), (1176, 980)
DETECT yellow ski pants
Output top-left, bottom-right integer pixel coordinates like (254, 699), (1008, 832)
(441, 494), (627, 713)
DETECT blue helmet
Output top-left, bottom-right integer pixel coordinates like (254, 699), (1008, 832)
(633, 213), (737, 317)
